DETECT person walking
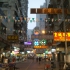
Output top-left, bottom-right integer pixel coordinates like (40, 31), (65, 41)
(38, 57), (41, 64)
(45, 58), (51, 70)
(36, 57), (38, 62)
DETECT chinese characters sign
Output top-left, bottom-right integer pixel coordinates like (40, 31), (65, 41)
(7, 35), (19, 41)
(34, 46), (48, 49)
(53, 32), (70, 41)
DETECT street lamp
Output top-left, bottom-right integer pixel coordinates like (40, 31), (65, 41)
(62, 0), (68, 68)
(42, 30), (45, 34)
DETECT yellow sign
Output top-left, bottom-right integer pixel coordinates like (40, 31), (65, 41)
(53, 32), (70, 41)
(34, 46), (48, 49)
(31, 8), (70, 14)
(7, 35), (19, 41)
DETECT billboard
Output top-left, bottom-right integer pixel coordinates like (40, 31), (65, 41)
(24, 42), (32, 45)
(7, 35), (19, 41)
(34, 46), (48, 49)
(53, 32), (70, 41)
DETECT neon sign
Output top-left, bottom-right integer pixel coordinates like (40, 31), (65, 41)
(53, 32), (70, 41)
(34, 39), (46, 46)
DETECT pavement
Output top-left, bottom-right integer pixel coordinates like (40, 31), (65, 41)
(16, 59), (45, 70)
(15, 59), (63, 70)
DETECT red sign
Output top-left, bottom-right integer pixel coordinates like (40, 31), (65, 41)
(53, 32), (70, 41)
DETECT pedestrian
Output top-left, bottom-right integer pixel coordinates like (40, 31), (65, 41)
(36, 57), (38, 62)
(38, 57), (41, 64)
(1, 55), (4, 63)
(45, 58), (51, 70)
(12, 56), (16, 63)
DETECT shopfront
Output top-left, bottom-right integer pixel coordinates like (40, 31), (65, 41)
(0, 37), (11, 61)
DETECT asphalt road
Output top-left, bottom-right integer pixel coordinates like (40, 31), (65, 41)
(15, 59), (45, 70)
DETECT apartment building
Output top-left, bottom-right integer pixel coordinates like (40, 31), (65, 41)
(36, 0), (50, 34)
(45, 0), (70, 53)
(0, 0), (28, 52)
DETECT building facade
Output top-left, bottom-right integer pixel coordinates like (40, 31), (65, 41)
(45, 0), (70, 53)
(36, 0), (50, 34)
(0, 0), (28, 53)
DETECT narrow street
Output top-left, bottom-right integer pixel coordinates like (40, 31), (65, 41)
(16, 59), (45, 70)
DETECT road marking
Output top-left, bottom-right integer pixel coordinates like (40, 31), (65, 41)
(25, 61), (33, 70)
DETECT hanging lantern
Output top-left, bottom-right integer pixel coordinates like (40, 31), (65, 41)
(52, 18), (54, 22)
(18, 20), (20, 22)
(24, 17), (26, 20)
(16, 17), (18, 20)
(32, 18), (35, 21)
(40, 18), (42, 22)
(13, 17), (15, 20)
(20, 17), (22, 20)
(21, 30), (22, 33)
(30, 20), (32, 22)
(45, 19), (47, 22)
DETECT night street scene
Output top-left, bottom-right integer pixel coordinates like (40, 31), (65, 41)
(0, 0), (70, 70)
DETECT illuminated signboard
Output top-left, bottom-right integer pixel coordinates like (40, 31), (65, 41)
(7, 35), (19, 41)
(34, 27), (40, 35)
(34, 39), (46, 46)
(24, 42), (32, 45)
(40, 39), (46, 45)
(34, 39), (39, 46)
(53, 32), (70, 41)
(31, 8), (69, 14)
(34, 46), (48, 49)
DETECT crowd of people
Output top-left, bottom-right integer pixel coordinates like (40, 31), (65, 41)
(1, 55), (16, 64)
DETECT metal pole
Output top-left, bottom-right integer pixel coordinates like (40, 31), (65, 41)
(61, 0), (68, 63)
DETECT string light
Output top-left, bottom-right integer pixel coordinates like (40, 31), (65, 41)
(0, 16), (70, 23)
(13, 17), (15, 20)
